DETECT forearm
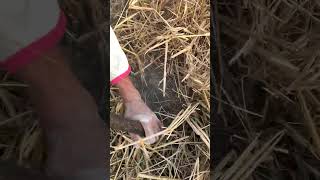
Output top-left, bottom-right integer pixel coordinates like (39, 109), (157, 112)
(115, 76), (142, 103)
(15, 47), (105, 177)
(16, 47), (100, 128)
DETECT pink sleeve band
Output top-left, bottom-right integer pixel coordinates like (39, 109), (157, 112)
(110, 66), (131, 85)
(1, 11), (67, 73)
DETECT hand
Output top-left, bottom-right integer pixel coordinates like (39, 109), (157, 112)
(115, 76), (162, 144)
(124, 99), (163, 144)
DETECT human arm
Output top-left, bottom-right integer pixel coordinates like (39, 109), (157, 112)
(110, 27), (162, 144)
(115, 76), (162, 144)
(0, 1), (106, 178)
(15, 47), (106, 178)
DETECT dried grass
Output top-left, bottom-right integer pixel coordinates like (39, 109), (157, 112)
(111, 0), (210, 179)
(0, 79), (43, 166)
(214, 0), (320, 179)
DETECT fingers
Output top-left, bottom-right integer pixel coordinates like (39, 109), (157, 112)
(124, 100), (163, 145)
(156, 117), (164, 129)
(129, 133), (141, 148)
(129, 117), (162, 145)
(141, 117), (162, 144)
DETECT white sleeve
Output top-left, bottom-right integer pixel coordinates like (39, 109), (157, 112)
(0, 0), (61, 61)
(110, 26), (131, 85)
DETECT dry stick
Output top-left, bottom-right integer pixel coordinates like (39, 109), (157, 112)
(114, 12), (139, 30)
(189, 157), (200, 180)
(220, 87), (256, 139)
(137, 173), (179, 180)
(220, 24), (299, 72)
(223, 131), (285, 180)
(186, 119), (209, 149)
(112, 129), (167, 151)
(18, 121), (38, 164)
(114, 0), (131, 28)
(0, 83), (28, 87)
(298, 92), (320, 156)
(241, 77), (250, 132)
(234, 131), (285, 180)
(304, 161), (320, 177)
(0, 89), (16, 117)
(219, 20), (299, 73)
(114, 146), (129, 179)
(163, 41), (169, 97)
(0, 111), (33, 127)
(218, 14), (297, 52)
(211, 95), (263, 118)
(213, 150), (236, 180)
(283, 0), (320, 24)
(228, 37), (256, 65)
(254, 0), (284, 23)
(282, 121), (320, 159)
(287, 51), (319, 92)
(220, 134), (260, 180)
(306, 90), (320, 107)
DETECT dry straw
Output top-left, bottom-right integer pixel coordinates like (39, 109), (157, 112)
(111, 0), (210, 179)
(214, 0), (320, 179)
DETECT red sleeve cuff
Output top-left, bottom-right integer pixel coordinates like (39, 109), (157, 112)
(110, 66), (131, 85)
(1, 11), (67, 73)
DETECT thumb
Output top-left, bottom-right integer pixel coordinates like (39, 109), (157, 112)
(128, 114), (158, 144)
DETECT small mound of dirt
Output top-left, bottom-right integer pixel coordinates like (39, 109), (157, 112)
(132, 64), (183, 120)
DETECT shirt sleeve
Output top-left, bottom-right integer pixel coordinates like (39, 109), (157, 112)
(0, 0), (66, 73)
(110, 26), (131, 85)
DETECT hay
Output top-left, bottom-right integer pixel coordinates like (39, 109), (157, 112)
(0, 79), (43, 166)
(111, 0), (210, 179)
(215, 0), (320, 179)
